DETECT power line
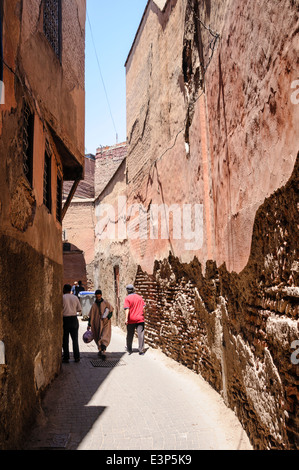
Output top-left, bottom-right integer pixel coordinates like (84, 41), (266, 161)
(86, 8), (118, 143)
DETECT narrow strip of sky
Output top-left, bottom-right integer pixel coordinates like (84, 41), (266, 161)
(85, 0), (148, 155)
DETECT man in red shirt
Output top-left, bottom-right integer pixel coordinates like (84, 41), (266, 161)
(124, 284), (146, 355)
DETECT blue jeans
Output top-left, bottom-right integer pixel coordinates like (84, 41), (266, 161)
(63, 316), (80, 361)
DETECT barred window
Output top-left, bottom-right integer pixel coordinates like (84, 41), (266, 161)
(56, 174), (62, 222)
(23, 103), (34, 187)
(43, 0), (62, 60)
(43, 148), (52, 212)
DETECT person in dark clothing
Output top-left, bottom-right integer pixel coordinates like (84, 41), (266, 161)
(77, 280), (85, 294)
(62, 284), (82, 363)
(72, 280), (85, 296)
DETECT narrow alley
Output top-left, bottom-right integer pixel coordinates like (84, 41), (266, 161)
(1, 0), (298, 452)
(23, 319), (252, 452)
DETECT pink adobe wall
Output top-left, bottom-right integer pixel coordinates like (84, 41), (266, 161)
(122, 1), (299, 449)
(201, 0), (299, 272)
(125, 0), (299, 275)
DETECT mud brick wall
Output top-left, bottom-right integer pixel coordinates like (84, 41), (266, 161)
(134, 154), (299, 450)
(95, 143), (127, 198)
(0, 236), (63, 449)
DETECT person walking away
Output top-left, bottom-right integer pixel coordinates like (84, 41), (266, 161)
(76, 280), (85, 296)
(71, 281), (78, 295)
(62, 284), (82, 363)
(124, 284), (146, 355)
(87, 290), (113, 360)
(72, 280), (85, 296)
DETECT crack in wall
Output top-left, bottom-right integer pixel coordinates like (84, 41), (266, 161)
(182, 0), (219, 157)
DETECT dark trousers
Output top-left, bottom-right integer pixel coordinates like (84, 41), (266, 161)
(126, 322), (144, 353)
(63, 316), (80, 360)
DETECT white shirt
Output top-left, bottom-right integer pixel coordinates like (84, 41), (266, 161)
(63, 293), (82, 317)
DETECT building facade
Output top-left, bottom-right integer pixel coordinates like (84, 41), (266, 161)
(93, 0), (299, 449)
(63, 153), (96, 289)
(62, 142), (127, 292)
(0, 0), (86, 449)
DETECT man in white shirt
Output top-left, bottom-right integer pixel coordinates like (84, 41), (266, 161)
(62, 284), (82, 363)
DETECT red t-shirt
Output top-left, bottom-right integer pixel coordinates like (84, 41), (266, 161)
(124, 293), (145, 324)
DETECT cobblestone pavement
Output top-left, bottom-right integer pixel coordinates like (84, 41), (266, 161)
(23, 319), (252, 451)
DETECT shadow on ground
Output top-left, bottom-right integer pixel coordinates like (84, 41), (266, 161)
(22, 349), (126, 450)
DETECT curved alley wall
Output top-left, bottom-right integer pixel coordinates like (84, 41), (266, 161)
(122, 0), (299, 450)
(134, 155), (299, 450)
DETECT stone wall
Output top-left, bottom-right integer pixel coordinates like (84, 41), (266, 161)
(134, 154), (299, 450)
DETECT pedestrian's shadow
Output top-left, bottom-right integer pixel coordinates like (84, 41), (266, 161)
(128, 347), (149, 355)
(88, 350), (127, 367)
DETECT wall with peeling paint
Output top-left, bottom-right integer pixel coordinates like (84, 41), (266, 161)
(0, 0), (85, 449)
(116, 0), (298, 449)
(125, 0), (298, 275)
(134, 151), (298, 449)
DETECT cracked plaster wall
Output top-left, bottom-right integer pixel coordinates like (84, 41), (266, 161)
(122, 0), (299, 450)
(134, 155), (299, 449)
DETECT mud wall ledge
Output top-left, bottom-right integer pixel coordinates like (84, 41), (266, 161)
(134, 154), (299, 450)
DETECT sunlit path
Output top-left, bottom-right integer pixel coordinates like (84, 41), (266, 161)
(24, 320), (252, 451)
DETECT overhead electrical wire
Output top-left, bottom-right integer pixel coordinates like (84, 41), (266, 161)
(86, 8), (118, 144)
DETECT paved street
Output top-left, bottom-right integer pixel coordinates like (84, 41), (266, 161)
(23, 319), (252, 451)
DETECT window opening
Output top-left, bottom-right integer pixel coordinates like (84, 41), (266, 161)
(43, 0), (62, 60)
(56, 174), (62, 222)
(22, 103), (34, 187)
(43, 148), (52, 212)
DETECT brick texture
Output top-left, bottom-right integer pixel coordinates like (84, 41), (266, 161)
(95, 143), (127, 197)
(134, 155), (299, 450)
